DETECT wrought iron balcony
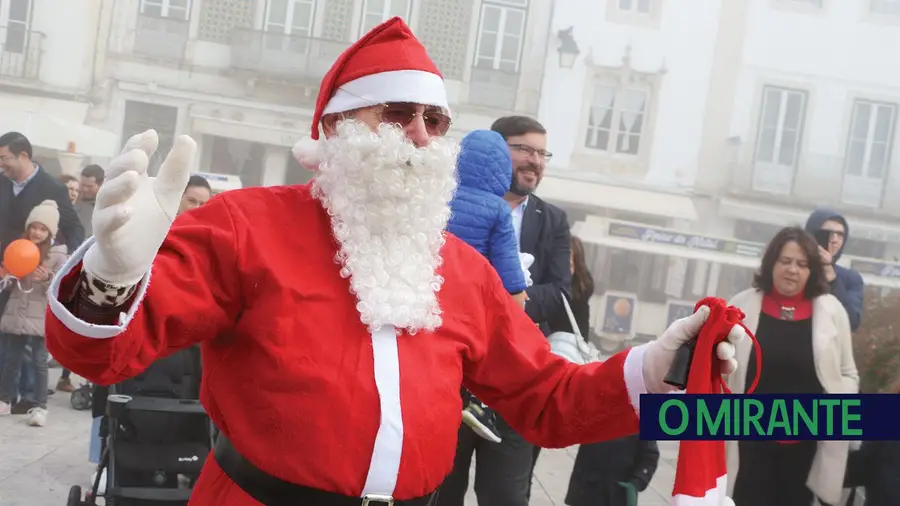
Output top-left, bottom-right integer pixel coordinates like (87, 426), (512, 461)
(133, 14), (189, 60)
(467, 65), (520, 111)
(230, 29), (348, 82)
(0, 26), (43, 80)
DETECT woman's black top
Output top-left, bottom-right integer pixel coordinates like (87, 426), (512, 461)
(746, 312), (823, 394)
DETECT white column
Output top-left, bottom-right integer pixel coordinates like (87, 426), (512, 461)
(261, 144), (288, 187)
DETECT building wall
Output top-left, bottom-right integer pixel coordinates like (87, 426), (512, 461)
(539, 0), (723, 187)
(699, 0), (900, 217)
(92, 0), (552, 184)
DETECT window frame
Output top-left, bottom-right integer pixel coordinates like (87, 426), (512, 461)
(473, 1), (527, 73)
(263, 0), (316, 36)
(750, 85), (808, 194)
(359, 0), (413, 37)
(844, 99), (896, 180)
(3, 0), (33, 54)
(584, 79), (651, 157)
(139, 0), (192, 20)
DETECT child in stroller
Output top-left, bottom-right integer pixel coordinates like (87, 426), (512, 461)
(68, 345), (213, 506)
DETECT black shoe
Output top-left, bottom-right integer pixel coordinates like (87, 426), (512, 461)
(11, 400), (37, 415)
(461, 398), (502, 443)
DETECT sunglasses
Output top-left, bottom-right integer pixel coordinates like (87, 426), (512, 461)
(378, 102), (452, 137)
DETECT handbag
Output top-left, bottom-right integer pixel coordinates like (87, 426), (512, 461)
(547, 292), (602, 365)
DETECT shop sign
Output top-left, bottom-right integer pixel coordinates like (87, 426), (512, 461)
(608, 222), (764, 258)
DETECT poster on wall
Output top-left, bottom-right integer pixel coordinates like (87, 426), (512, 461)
(602, 294), (636, 334)
(666, 302), (696, 327)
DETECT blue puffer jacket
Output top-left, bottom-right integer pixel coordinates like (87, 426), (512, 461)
(448, 130), (527, 294)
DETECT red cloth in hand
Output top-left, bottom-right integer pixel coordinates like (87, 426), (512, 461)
(670, 297), (761, 504)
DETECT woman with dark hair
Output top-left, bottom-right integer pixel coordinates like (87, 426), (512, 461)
(549, 235), (594, 337)
(725, 227), (858, 506)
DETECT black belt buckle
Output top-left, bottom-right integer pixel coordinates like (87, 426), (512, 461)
(361, 494), (394, 505)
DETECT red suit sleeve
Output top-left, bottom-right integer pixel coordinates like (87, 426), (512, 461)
(45, 195), (244, 385)
(461, 261), (646, 448)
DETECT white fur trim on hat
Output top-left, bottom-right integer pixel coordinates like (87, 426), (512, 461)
(26, 199), (60, 239)
(292, 137), (321, 170)
(322, 70), (449, 115)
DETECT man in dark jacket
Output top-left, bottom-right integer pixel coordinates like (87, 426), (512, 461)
(439, 116), (573, 506)
(0, 132), (84, 253)
(805, 208), (864, 331)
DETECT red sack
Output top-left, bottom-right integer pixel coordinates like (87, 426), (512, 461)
(670, 297), (760, 506)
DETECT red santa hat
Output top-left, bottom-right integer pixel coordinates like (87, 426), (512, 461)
(671, 297), (757, 506)
(293, 17), (449, 168)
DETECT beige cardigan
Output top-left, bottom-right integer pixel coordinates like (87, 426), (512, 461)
(724, 288), (858, 506)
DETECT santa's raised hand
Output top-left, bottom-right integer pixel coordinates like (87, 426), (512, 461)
(82, 130), (197, 286)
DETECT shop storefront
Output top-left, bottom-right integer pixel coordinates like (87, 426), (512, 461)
(574, 215), (900, 353)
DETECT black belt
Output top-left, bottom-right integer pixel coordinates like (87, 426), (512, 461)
(213, 434), (439, 506)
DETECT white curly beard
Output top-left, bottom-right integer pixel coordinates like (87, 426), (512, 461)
(311, 119), (459, 334)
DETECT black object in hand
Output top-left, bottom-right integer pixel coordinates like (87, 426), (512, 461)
(663, 340), (696, 390)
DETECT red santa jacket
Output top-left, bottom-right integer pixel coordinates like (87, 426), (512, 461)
(45, 184), (647, 505)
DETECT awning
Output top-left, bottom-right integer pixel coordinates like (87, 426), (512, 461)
(0, 97), (119, 159)
(719, 197), (900, 244)
(189, 103), (307, 148)
(572, 220), (759, 269)
(536, 176), (698, 221)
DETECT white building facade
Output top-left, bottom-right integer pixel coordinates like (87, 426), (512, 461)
(537, 0), (900, 351)
(89, 0), (552, 187)
(2, 0), (552, 183)
(0, 0), (119, 173)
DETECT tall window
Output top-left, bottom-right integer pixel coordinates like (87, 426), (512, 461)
(752, 86), (807, 194)
(585, 82), (649, 155)
(846, 100), (895, 181)
(617, 0), (651, 14)
(754, 87), (806, 168)
(871, 0), (900, 15)
(140, 0), (191, 19)
(360, 0), (411, 35)
(265, 0), (315, 37)
(474, 1), (526, 72)
(5, 0), (31, 54)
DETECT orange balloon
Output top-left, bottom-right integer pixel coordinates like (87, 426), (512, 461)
(3, 239), (41, 278)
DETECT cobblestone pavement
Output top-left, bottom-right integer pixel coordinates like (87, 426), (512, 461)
(0, 369), (862, 506)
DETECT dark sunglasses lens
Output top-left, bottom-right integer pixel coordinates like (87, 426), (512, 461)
(382, 105), (416, 126)
(423, 112), (452, 136)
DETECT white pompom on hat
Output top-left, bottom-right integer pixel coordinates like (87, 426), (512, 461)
(26, 199), (60, 239)
(292, 16), (449, 169)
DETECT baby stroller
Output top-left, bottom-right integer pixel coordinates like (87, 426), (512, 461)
(70, 380), (94, 411)
(67, 346), (213, 506)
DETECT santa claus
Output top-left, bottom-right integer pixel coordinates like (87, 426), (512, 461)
(46, 17), (742, 506)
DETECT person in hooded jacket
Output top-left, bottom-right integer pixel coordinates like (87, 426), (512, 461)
(447, 129), (531, 445)
(805, 208), (864, 331)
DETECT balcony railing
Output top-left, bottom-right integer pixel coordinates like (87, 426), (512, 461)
(133, 14), (189, 60)
(730, 148), (893, 209)
(230, 29), (348, 82)
(468, 65), (520, 110)
(0, 26), (43, 80)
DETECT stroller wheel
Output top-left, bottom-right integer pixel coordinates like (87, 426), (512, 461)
(70, 388), (92, 411)
(66, 486), (82, 506)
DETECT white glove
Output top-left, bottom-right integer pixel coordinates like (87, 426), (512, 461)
(641, 306), (746, 393)
(519, 252), (534, 287)
(82, 130), (197, 286)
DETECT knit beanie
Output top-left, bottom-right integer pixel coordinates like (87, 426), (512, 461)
(26, 199), (60, 239)
(671, 297), (760, 506)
